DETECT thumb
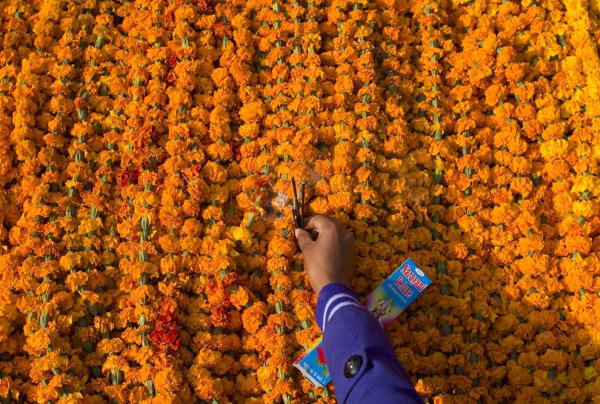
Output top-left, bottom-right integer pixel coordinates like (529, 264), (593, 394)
(295, 228), (313, 251)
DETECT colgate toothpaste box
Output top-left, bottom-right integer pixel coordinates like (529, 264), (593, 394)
(293, 258), (431, 387)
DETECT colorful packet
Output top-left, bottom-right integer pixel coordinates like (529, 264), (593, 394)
(293, 258), (432, 387)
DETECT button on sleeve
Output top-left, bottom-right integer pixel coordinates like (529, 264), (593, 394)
(343, 355), (363, 378)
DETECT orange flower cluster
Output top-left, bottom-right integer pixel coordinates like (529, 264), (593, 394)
(0, 0), (598, 402)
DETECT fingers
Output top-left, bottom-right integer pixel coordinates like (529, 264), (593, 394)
(294, 228), (314, 251)
(304, 214), (337, 232)
(303, 215), (326, 230)
(303, 215), (353, 246)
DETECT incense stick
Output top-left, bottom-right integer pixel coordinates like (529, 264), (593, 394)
(300, 181), (306, 228)
(291, 177), (301, 228)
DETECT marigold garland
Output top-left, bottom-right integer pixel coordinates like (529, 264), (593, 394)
(0, 0), (598, 402)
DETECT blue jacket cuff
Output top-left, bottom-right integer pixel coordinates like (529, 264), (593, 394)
(316, 283), (361, 331)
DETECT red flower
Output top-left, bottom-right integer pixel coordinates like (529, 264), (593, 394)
(255, 177), (269, 189)
(164, 12), (175, 31)
(231, 140), (242, 162)
(119, 167), (140, 187)
(149, 311), (181, 352)
(210, 307), (229, 328)
(221, 271), (239, 288)
(253, 177), (272, 206)
(198, 0), (213, 13)
(156, 311), (176, 324)
(167, 53), (180, 69)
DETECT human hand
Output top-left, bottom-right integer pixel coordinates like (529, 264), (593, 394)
(294, 215), (357, 295)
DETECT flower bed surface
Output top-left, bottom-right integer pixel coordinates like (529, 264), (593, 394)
(0, 0), (598, 402)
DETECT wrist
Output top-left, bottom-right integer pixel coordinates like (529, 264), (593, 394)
(313, 276), (346, 296)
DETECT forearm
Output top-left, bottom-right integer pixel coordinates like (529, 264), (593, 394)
(316, 283), (422, 404)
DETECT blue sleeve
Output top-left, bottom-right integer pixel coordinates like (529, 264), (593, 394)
(316, 283), (422, 404)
